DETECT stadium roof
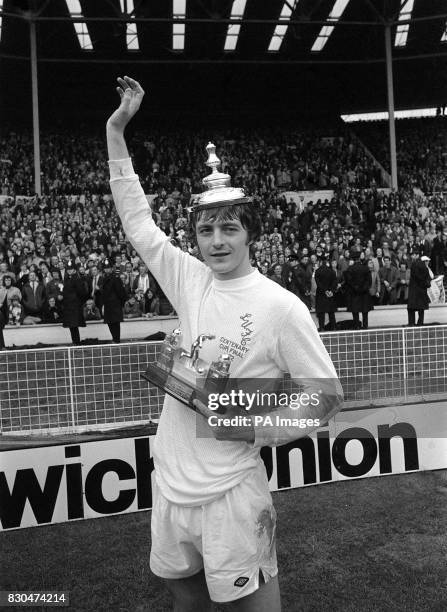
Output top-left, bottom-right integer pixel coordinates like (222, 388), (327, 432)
(1, 0), (447, 122)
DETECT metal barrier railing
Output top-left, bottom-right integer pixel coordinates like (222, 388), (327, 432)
(1, 325), (447, 435)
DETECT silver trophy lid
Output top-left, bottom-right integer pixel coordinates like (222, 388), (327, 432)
(189, 142), (252, 212)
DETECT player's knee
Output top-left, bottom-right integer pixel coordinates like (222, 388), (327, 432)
(165, 574), (212, 612)
(171, 592), (212, 612)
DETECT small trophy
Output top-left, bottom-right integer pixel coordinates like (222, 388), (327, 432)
(142, 328), (231, 412)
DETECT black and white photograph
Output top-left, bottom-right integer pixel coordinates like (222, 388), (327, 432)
(0, 1), (446, 611)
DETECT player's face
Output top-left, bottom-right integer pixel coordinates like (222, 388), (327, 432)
(196, 218), (251, 280)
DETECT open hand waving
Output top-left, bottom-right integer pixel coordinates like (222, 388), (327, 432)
(107, 76), (145, 131)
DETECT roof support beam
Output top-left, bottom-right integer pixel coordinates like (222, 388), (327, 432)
(4, 51), (447, 64)
(385, 24), (398, 191)
(0, 12), (386, 26)
(29, 19), (41, 197)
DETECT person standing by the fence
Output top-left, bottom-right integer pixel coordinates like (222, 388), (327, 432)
(407, 255), (432, 327)
(101, 258), (127, 343)
(345, 253), (373, 330)
(315, 255), (337, 331)
(0, 287), (7, 350)
(62, 260), (89, 345)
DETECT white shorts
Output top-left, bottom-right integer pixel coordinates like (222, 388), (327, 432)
(150, 463), (278, 603)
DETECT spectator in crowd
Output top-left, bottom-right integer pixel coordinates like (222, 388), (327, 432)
(124, 260), (138, 286)
(0, 262), (15, 284)
(396, 262), (411, 304)
(21, 270), (46, 324)
(0, 274), (22, 309)
(430, 229), (447, 275)
(88, 264), (104, 309)
(345, 253), (372, 330)
(119, 272), (132, 298)
(83, 297), (102, 321)
(39, 261), (53, 287)
(133, 288), (147, 313)
(269, 264), (287, 288)
(371, 247), (384, 273)
(367, 259), (380, 306)
(9, 296), (24, 326)
(314, 256), (337, 331)
(330, 259), (345, 308)
(101, 258), (127, 343)
(42, 295), (62, 324)
(0, 285), (7, 349)
(342, 257), (354, 315)
(132, 262), (154, 295)
(46, 269), (64, 301)
(5, 247), (19, 275)
(295, 254), (312, 308)
(378, 256), (398, 305)
(144, 288), (160, 317)
(123, 293), (143, 319)
(62, 259), (88, 345)
(3, 116), (447, 335)
(407, 255), (432, 326)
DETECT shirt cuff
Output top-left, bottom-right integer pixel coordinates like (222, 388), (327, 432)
(108, 158), (138, 181)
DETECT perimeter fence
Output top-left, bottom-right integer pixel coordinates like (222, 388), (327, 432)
(0, 325), (446, 435)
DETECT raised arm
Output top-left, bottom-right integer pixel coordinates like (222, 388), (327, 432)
(106, 76), (207, 314)
(106, 76), (145, 159)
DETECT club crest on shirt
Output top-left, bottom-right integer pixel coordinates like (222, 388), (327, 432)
(240, 313), (253, 347)
(218, 313), (254, 363)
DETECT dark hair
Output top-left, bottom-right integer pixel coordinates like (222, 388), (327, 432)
(189, 203), (262, 245)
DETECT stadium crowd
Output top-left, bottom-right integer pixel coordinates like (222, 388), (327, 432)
(0, 121), (446, 346)
(354, 117), (447, 193)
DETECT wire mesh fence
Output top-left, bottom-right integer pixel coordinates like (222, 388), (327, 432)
(1, 325), (446, 435)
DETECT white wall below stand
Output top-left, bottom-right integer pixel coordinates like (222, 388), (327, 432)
(3, 316), (180, 347)
(321, 303), (447, 329)
(3, 304), (447, 348)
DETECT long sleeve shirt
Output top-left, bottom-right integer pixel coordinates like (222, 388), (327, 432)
(110, 158), (343, 505)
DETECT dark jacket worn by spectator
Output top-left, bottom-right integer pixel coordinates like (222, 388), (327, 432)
(88, 272), (104, 309)
(379, 263), (398, 305)
(124, 296), (143, 318)
(315, 264), (337, 314)
(102, 266), (127, 343)
(315, 262), (337, 331)
(46, 277), (64, 301)
(0, 291), (7, 348)
(102, 273), (127, 324)
(408, 260), (431, 312)
(62, 272), (89, 329)
(42, 298), (63, 323)
(21, 276), (46, 319)
(407, 258), (432, 327)
(345, 261), (372, 314)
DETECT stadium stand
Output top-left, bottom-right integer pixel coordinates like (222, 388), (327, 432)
(1, 121), (447, 342)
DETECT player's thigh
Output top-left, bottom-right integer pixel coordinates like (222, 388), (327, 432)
(164, 569), (213, 612)
(219, 575), (281, 612)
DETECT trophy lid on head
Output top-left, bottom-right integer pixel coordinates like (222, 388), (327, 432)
(189, 142), (252, 212)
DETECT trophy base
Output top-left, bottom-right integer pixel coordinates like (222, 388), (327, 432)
(142, 363), (211, 411)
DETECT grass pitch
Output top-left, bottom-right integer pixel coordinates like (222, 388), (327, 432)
(2, 470), (446, 612)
